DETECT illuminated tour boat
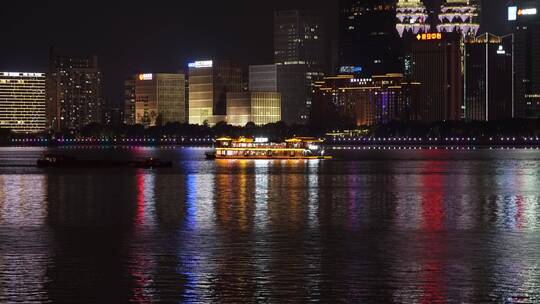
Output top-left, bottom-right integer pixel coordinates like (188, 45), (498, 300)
(206, 137), (331, 160)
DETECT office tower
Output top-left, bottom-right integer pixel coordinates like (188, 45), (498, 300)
(437, 0), (480, 38)
(312, 74), (420, 128)
(123, 78), (136, 125)
(226, 92), (252, 126)
(249, 64), (312, 125)
(250, 92), (281, 125)
(339, 0), (402, 76)
(274, 10), (326, 70)
(464, 33), (513, 121)
(226, 92), (281, 126)
(509, 1), (540, 118)
(410, 32), (462, 122)
(249, 65), (278, 92)
(134, 73), (186, 127)
(396, 0), (431, 38)
(0, 72), (46, 133)
(274, 10), (326, 124)
(188, 60), (243, 126)
(46, 49), (104, 131)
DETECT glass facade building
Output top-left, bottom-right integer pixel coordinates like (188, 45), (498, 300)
(251, 92), (282, 125)
(250, 64), (314, 125)
(226, 92), (252, 126)
(226, 92), (281, 126)
(410, 32), (462, 122)
(249, 65), (279, 92)
(0, 72), (46, 133)
(273, 10), (326, 70)
(464, 33), (513, 121)
(134, 73), (186, 127)
(188, 60), (243, 126)
(510, 0), (540, 118)
(339, 0), (403, 76)
(273, 10), (326, 125)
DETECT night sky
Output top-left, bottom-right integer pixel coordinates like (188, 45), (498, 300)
(0, 0), (509, 105)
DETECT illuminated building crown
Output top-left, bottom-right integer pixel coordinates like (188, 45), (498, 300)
(437, 0), (480, 37)
(396, 0), (431, 37)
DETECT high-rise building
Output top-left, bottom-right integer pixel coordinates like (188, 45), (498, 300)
(464, 33), (513, 121)
(410, 32), (462, 122)
(46, 49), (104, 131)
(251, 92), (282, 126)
(226, 92), (281, 126)
(226, 92), (252, 126)
(133, 73), (186, 127)
(312, 74), (420, 128)
(123, 78), (136, 125)
(273, 10), (326, 125)
(46, 50), (104, 131)
(249, 64), (313, 125)
(509, 1), (540, 118)
(188, 60), (243, 126)
(274, 10), (326, 70)
(339, 0), (402, 76)
(0, 72), (46, 133)
(249, 65), (278, 92)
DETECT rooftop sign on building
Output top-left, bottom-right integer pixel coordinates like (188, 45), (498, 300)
(138, 74), (153, 81)
(509, 6), (537, 21)
(416, 32), (443, 41)
(188, 60), (213, 68)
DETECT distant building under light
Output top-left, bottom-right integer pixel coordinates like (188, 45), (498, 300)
(312, 74), (420, 128)
(123, 77), (136, 125)
(339, 0), (402, 76)
(134, 73), (186, 127)
(0, 72), (46, 133)
(46, 50), (104, 132)
(188, 60), (243, 126)
(464, 33), (513, 121)
(510, 0), (540, 118)
(410, 32), (462, 122)
(226, 92), (281, 126)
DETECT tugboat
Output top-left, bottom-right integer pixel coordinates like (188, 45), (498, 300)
(205, 137), (331, 160)
(37, 154), (172, 168)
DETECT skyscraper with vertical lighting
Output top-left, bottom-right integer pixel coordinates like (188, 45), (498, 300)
(464, 33), (513, 121)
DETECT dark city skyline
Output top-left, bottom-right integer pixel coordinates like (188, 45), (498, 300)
(0, 1), (508, 104)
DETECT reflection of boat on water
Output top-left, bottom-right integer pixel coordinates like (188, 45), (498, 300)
(206, 137), (332, 160)
(37, 154), (173, 168)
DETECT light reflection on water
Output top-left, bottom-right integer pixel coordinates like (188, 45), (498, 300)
(0, 147), (539, 302)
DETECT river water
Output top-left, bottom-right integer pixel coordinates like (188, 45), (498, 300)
(0, 146), (539, 303)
